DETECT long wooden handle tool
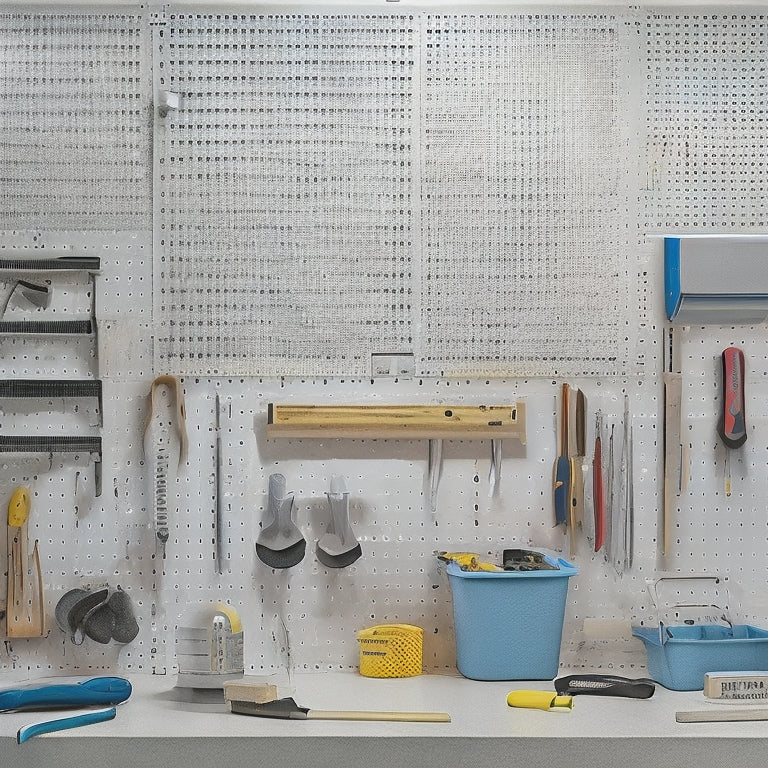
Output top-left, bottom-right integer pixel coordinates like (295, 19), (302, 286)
(230, 696), (451, 723)
(565, 386), (585, 555)
(571, 387), (586, 529)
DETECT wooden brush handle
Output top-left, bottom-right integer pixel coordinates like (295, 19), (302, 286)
(308, 710), (451, 723)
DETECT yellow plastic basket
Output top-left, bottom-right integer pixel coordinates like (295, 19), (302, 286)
(357, 624), (423, 678)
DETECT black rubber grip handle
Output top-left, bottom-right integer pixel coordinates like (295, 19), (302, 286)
(554, 675), (655, 698)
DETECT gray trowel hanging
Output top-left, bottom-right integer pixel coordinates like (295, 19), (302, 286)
(317, 475), (362, 568)
(2, 280), (52, 316)
(255, 473), (306, 568)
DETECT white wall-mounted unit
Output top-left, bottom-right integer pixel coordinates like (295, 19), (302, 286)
(665, 236), (768, 324)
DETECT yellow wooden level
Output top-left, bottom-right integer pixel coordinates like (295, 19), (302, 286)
(266, 403), (525, 442)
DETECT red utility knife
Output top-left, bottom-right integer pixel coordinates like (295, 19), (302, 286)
(719, 347), (747, 449)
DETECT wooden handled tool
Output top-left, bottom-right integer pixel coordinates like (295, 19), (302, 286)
(569, 387), (586, 540)
(8, 486), (30, 608)
(6, 487), (45, 637)
(229, 696), (450, 723)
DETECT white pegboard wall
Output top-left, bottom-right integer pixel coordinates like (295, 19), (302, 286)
(3, 363), (768, 676)
(153, 9), (641, 379)
(1, 7), (768, 683)
(0, 10), (153, 232)
(419, 12), (636, 378)
(642, 10), (768, 232)
(153, 11), (418, 378)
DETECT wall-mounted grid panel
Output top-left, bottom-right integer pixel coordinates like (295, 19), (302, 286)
(642, 12), (768, 232)
(0, 10), (153, 231)
(154, 11), (642, 379)
(0, 7), (767, 683)
(155, 14), (418, 376)
(419, 14), (636, 377)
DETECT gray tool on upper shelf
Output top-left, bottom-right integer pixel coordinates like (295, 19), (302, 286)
(2, 279), (51, 315)
(317, 475), (362, 568)
(0, 255), (100, 337)
(255, 473), (305, 569)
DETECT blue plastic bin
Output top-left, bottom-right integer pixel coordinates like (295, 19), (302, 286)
(633, 624), (768, 691)
(446, 554), (578, 681)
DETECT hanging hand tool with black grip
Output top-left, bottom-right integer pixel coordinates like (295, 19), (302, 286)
(719, 346), (746, 448)
(553, 383), (570, 528)
(554, 674), (655, 699)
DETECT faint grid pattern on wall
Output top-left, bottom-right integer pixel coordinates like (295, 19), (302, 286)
(419, 14), (633, 377)
(155, 14), (417, 376)
(642, 12), (768, 231)
(154, 12), (637, 379)
(0, 11), (152, 231)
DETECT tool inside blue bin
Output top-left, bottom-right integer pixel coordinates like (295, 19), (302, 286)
(447, 550), (578, 681)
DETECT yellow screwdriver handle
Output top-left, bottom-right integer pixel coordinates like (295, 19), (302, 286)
(507, 690), (574, 711)
(8, 485), (31, 528)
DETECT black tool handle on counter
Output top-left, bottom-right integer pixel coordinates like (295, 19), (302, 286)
(554, 675), (655, 699)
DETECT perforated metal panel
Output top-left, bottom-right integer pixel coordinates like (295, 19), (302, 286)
(642, 11), (768, 231)
(0, 7), (767, 684)
(0, 10), (153, 231)
(153, 10), (640, 378)
(154, 13), (418, 377)
(419, 13), (635, 377)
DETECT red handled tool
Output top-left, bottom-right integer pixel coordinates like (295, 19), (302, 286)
(719, 346), (746, 448)
(592, 413), (605, 552)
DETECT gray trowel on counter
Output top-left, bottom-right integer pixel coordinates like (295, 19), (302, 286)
(317, 476), (362, 568)
(255, 473), (305, 568)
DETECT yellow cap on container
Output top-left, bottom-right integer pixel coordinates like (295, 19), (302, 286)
(506, 690), (574, 711)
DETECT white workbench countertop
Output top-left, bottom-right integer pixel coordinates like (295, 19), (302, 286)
(1, 671), (767, 767)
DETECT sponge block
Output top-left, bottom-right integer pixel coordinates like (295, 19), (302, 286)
(223, 680), (278, 710)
